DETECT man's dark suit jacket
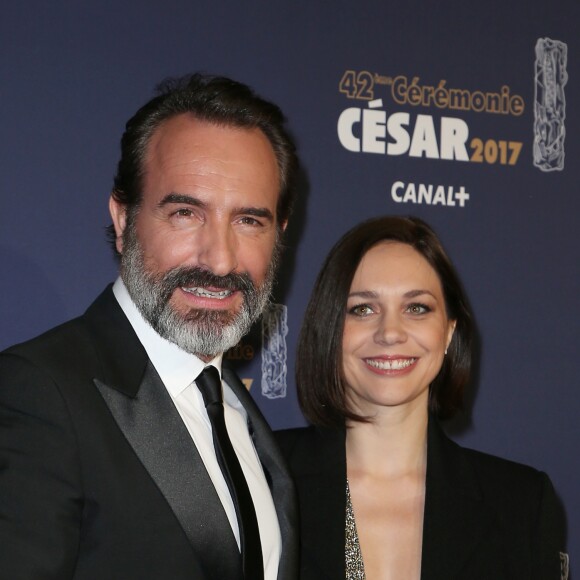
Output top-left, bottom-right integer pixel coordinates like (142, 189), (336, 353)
(0, 287), (298, 579)
(276, 419), (566, 579)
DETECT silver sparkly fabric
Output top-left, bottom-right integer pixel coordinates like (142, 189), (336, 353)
(345, 480), (366, 579)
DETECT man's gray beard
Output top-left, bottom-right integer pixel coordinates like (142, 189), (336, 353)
(120, 225), (278, 358)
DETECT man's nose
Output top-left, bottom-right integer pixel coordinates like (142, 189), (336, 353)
(196, 221), (238, 277)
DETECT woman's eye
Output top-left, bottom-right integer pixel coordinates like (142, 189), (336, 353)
(407, 303), (430, 315)
(349, 304), (373, 316)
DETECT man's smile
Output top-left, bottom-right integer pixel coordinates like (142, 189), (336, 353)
(181, 286), (234, 299)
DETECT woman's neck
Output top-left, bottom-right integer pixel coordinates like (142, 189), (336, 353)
(346, 405), (428, 479)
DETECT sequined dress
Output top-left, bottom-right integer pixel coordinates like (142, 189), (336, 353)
(345, 480), (366, 579)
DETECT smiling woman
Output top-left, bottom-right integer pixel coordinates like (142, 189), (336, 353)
(342, 242), (456, 420)
(276, 216), (567, 579)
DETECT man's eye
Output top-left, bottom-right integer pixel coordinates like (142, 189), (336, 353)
(239, 216), (261, 226)
(348, 304), (373, 317)
(175, 208), (193, 217)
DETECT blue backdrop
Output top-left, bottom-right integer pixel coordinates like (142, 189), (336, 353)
(2, 0), (578, 571)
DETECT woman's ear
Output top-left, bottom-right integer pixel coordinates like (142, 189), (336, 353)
(446, 320), (457, 353)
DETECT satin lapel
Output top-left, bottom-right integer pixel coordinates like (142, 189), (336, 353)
(223, 368), (299, 580)
(94, 364), (243, 580)
(82, 287), (149, 398)
(421, 420), (494, 580)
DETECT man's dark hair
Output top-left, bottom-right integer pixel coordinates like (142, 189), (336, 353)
(296, 215), (474, 428)
(108, 73), (298, 253)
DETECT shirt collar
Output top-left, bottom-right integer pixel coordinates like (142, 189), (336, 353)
(112, 277), (223, 398)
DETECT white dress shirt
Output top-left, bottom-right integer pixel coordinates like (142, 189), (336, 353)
(113, 278), (281, 579)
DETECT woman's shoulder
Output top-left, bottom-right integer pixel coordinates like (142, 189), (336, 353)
(431, 425), (567, 574)
(432, 422), (562, 519)
(274, 425), (318, 447)
(459, 443), (552, 492)
(274, 425), (346, 473)
(449, 438), (563, 529)
(274, 425), (312, 440)
(275, 424), (343, 449)
(433, 421), (549, 489)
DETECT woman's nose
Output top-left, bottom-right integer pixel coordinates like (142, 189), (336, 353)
(374, 313), (407, 345)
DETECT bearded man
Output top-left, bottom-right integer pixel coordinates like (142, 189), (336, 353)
(0, 74), (299, 580)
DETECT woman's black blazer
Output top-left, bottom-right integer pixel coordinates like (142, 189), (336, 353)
(276, 419), (567, 579)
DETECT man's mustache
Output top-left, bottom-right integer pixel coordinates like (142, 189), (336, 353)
(159, 266), (255, 302)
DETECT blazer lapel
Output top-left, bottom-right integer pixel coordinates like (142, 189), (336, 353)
(278, 425), (347, 580)
(85, 288), (243, 580)
(421, 419), (495, 579)
(223, 367), (299, 580)
(298, 427), (347, 580)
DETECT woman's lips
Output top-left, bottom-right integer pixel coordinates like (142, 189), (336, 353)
(363, 356), (418, 374)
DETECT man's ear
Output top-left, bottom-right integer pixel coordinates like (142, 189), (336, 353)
(109, 196), (127, 255)
(280, 219), (288, 233)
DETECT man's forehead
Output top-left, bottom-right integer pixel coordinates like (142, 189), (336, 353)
(144, 116), (277, 177)
(140, 115), (281, 211)
(147, 114), (268, 153)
